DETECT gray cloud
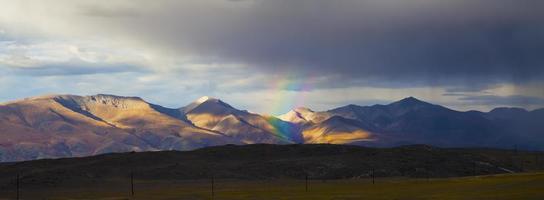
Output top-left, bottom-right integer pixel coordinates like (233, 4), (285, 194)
(3, 0), (544, 88)
(1, 0), (544, 112)
(102, 0), (544, 88)
(458, 95), (544, 109)
(3, 59), (147, 76)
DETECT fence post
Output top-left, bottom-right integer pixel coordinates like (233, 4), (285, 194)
(211, 174), (215, 200)
(371, 168), (375, 184)
(16, 173), (20, 200)
(305, 174), (308, 192)
(131, 171), (134, 199)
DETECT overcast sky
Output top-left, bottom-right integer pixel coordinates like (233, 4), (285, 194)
(1, 0), (543, 115)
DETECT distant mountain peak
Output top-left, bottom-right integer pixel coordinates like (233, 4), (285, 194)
(19, 94), (76, 102)
(398, 96), (424, 104)
(51, 94), (151, 113)
(90, 94), (143, 100)
(277, 106), (333, 124)
(388, 96), (433, 108)
(183, 96), (234, 114)
(65, 94), (144, 103)
(2, 94), (146, 107)
(278, 108), (313, 123)
(489, 107), (528, 113)
(487, 107), (529, 120)
(49, 94), (145, 102)
(195, 96), (215, 104)
(193, 96), (225, 104)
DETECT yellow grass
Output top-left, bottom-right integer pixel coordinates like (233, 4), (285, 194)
(3, 172), (544, 200)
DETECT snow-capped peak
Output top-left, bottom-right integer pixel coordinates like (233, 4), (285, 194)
(278, 107), (315, 124)
(196, 96), (211, 104)
(182, 96), (231, 114)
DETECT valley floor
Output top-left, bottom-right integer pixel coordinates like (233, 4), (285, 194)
(1, 172), (543, 200)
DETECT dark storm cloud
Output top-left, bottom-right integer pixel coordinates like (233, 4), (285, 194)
(4, 0), (544, 112)
(458, 95), (544, 109)
(108, 0), (544, 89)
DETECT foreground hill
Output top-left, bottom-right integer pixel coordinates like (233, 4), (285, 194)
(1, 94), (543, 162)
(0, 144), (542, 189)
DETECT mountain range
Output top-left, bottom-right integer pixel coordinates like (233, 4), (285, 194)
(0, 94), (543, 162)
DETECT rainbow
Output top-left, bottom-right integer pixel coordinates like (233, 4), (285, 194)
(265, 116), (302, 143)
(264, 73), (315, 143)
(266, 74), (314, 115)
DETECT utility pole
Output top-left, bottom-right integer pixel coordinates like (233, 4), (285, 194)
(129, 151), (136, 199)
(16, 173), (20, 200)
(211, 174), (215, 200)
(371, 168), (375, 185)
(427, 161), (431, 181)
(131, 171), (134, 199)
(305, 174), (309, 192)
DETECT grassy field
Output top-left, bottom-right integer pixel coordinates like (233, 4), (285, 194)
(1, 172), (543, 200)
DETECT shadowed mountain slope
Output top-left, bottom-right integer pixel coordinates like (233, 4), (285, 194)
(281, 97), (543, 149)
